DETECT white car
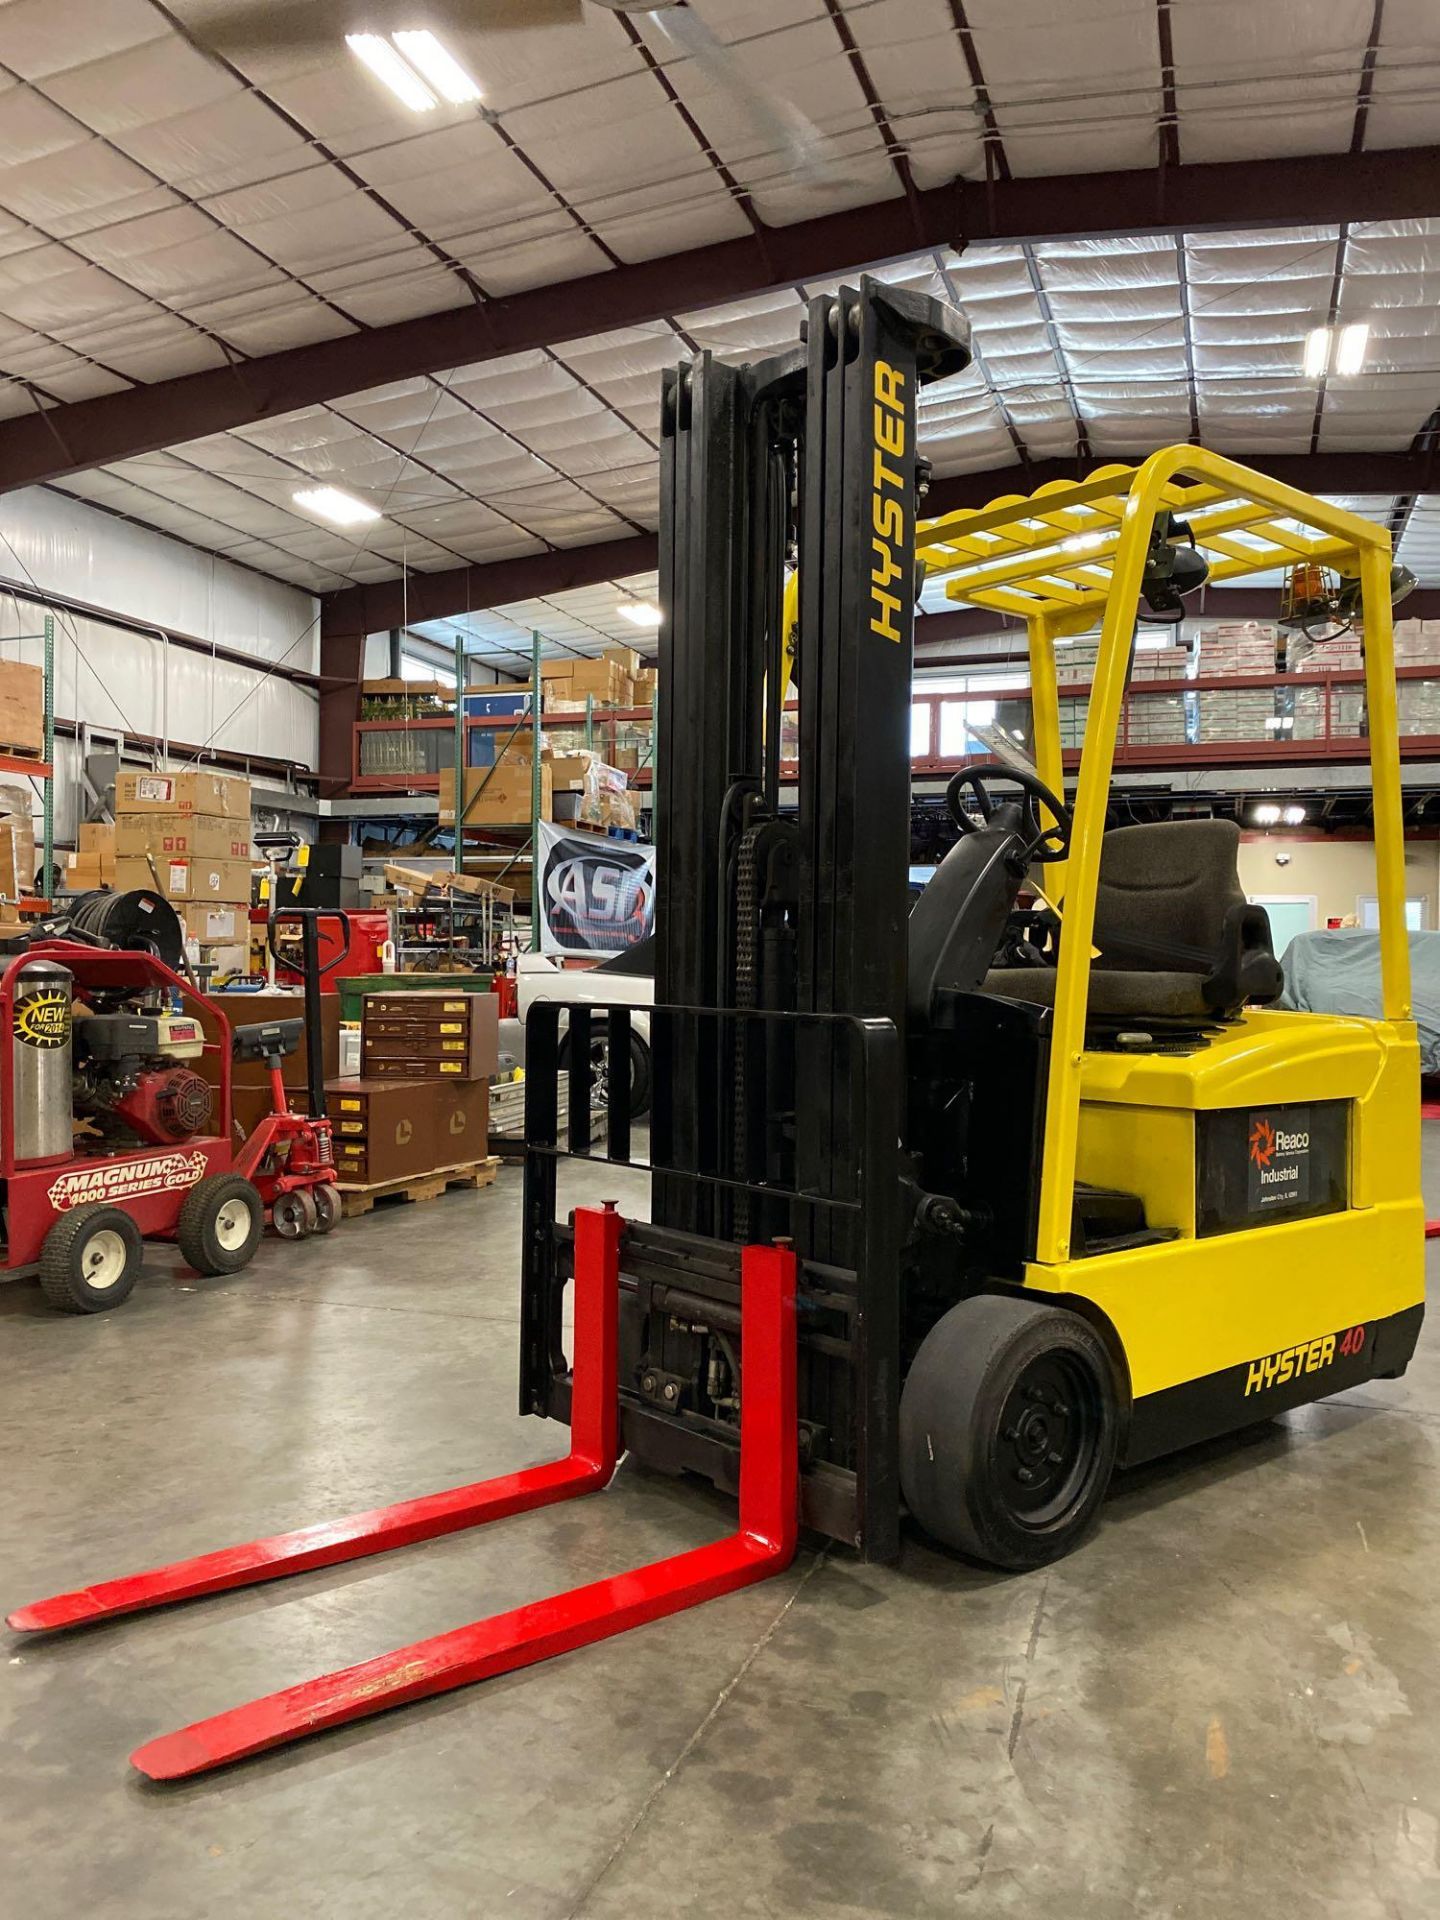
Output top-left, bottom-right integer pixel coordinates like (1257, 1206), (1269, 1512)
(509, 944), (654, 1116)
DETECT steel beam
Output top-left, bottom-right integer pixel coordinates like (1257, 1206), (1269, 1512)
(3, 147), (1439, 497)
(325, 449), (1440, 639)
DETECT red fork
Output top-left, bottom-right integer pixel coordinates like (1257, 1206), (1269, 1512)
(8, 1205), (623, 1635)
(130, 1239), (797, 1780)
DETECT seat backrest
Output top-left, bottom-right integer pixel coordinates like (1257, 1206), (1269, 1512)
(907, 824), (1028, 1026)
(1093, 819), (1282, 1008)
(1095, 820), (1244, 968)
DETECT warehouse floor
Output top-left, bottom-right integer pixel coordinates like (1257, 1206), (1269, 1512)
(6, 1141), (1440, 1920)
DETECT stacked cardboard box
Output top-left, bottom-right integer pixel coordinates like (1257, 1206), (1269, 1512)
(360, 990), (499, 1082)
(442, 746), (552, 826)
(113, 770), (252, 968)
(0, 784), (35, 899)
(541, 644), (647, 713)
(66, 822), (116, 892)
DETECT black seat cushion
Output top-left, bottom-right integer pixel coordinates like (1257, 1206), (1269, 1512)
(982, 965), (1211, 1019)
(984, 819), (1282, 1022)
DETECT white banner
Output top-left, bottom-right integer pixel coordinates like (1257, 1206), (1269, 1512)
(537, 822), (656, 956)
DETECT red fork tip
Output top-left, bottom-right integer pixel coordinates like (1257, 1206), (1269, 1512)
(8, 1597), (90, 1633)
(131, 1729), (215, 1782)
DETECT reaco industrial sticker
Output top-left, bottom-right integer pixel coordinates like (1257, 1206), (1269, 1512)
(1247, 1109), (1310, 1210)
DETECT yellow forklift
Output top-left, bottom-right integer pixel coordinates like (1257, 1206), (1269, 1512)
(8, 285), (1425, 1776)
(898, 452), (1424, 1563)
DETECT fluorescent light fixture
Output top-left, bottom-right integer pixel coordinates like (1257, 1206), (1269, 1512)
(1253, 803), (1282, 825)
(1282, 804), (1307, 826)
(1061, 532), (1106, 554)
(1335, 321), (1370, 376)
(346, 33), (437, 112)
(1303, 326), (1331, 378)
(392, 31), (482, 104)
(1262, 714), (1295, 733)
(618, 602), (662, 628)
(293, 485), (380, 527)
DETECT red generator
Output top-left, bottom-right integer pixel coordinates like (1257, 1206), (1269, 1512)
(1, 940), (339, 1315)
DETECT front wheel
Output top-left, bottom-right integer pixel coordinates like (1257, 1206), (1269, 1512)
(899, 1294), (1119, 1570)
(272, 1189), (319, 1239)
(38, 1205), (143, 1313)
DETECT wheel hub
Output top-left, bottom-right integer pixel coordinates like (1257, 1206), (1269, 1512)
(997, 1355), (1096, 1523)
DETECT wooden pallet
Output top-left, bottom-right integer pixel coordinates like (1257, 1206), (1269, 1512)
(336, 1155), (501, 1218)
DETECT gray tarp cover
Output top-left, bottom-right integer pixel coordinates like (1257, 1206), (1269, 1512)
(1278, 928), (1440, 1072)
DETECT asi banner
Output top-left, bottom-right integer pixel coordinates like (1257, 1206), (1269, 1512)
(537, 821), (655, 956)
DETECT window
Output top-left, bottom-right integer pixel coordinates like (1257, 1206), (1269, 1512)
(1359, 896), (1427, 931)
(910, 702), (931, 758)
(939, 697), (996, 759)
(1248, 894), (1316, 955)
(401, 653), (457, 687)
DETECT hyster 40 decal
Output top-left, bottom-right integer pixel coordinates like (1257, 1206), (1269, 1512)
(1244, 1324), (1366, 1397)
(47, 1150), (209, 1212)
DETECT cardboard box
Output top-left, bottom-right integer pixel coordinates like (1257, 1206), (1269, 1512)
(0, 660), (43, 755)
(78, 822), (115, 854)
(196, 942), (249, 979)
(116, 854), (251, 903)
(0, 784), (35, 895)
(115, 770), (251, 819)
(548, 753), (595, 794)
(181, 902), (245, 944)
(115, 813), (251, 861)
(442, 763), (552, 826)
(603, 644), (642, 677)
(65, 851), (115, 890)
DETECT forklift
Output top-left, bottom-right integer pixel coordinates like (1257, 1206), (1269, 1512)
(9, 281), (1424, 1774)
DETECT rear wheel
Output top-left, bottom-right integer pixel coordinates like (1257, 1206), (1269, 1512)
(311, 1183), (341, 1234)
(899, 1294), (1119, 1569)
(177, 1174), (263, 1276)
(38, 1205), (143, 1314)
(559, 1029), (652, 1119)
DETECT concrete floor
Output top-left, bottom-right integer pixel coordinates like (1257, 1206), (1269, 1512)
(5, 1144), (1440, 1920)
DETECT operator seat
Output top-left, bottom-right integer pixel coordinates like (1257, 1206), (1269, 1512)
(983, 819), (1283, 1022)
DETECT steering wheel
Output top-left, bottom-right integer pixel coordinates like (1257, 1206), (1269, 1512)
(945, 762), (1073, 865)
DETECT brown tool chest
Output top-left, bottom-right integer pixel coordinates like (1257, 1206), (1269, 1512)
(328, 1076), (490, 1185)
(359, 992), (499, 1082)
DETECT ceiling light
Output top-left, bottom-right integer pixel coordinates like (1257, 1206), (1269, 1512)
(392, 31), (482, 105)
(346, 33), (437, 112)
(1253, 803), (1282, 826)
(1303, 326), (1331, 379)
(1061, 532), (1106, 554)
(293, 485), (380, 527)
(1335, 321), (1370, 376)
(618, 602), (662, 628)
(1282, 804), (1308, 826)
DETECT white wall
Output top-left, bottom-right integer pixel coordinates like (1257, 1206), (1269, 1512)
(0, 488), (320, 795)
(1238, 836), (1440, 930)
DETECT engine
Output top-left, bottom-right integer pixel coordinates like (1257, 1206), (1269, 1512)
(72, 1010), (214, 1146)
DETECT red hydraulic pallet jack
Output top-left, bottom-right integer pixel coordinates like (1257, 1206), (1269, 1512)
(8, 1211), (797, 1778)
